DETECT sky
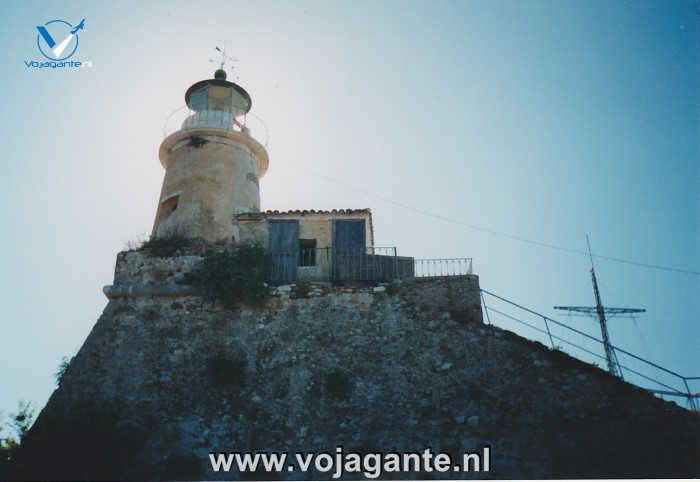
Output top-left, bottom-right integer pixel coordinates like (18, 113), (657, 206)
(0, 0), (698, 426)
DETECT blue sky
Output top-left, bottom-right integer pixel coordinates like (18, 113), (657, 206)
(1, 0), (698, 423)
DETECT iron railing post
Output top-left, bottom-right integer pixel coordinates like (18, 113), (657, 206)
(481, 291), (491, 325)
(613, 347), (625, 381)
(683, 378), (697, 411)
(542, 316), (555, 349)
(393, 247), (399, 280)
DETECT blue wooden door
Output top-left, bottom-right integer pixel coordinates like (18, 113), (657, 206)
(269, 220), (299, 283)
(332, 220), (366, 280)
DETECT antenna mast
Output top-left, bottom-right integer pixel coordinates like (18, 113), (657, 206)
(211, 42), (238, 76)
(554, 235), (645, 378)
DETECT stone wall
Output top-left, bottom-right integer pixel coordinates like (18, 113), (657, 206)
(11, 249), (699, 480)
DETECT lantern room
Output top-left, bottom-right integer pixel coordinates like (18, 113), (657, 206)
(182, 69), (252, 130)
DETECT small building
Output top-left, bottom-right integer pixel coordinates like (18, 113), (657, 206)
(236, 209), (412, 282)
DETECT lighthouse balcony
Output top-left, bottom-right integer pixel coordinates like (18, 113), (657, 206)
(182, 109), (238, 131)
(163, 106), (268, 147)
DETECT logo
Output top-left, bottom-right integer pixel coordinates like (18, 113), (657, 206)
(25, 18), (91, 69)
(36, 18), (84, 60)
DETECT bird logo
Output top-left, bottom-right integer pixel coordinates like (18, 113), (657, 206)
(36, 18), (85, 61)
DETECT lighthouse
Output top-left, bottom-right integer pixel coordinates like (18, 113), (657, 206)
(149, 67), (391, 281)
(152, 69), (269, 242)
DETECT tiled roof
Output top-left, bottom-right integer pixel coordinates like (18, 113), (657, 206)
(263, 209), (371, 216)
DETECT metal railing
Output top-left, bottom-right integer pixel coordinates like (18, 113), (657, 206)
(163, 105), (269, 147)
(414, 258), (472, 278)
(268, 250), (477, 284)
(480, 289), (699, 411)
(269, 247), (400, 284)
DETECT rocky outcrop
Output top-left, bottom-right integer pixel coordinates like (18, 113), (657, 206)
(9, 250), (699, 480)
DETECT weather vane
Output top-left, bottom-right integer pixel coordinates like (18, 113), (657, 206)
(210, 42), (238, 78)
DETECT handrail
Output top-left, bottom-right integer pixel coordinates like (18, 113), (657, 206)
(481, 289), (698, 410)
(268, 246), (399, 283)
(485, 305), (682, 395)
(162, 105), (269, 147)
(481, 289), (688, 379)
(414, 258), (472, 277)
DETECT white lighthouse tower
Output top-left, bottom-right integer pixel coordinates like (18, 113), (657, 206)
(152, 68), (269, 242)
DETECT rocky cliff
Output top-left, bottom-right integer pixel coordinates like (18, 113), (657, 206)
(9, 249), (699, 480)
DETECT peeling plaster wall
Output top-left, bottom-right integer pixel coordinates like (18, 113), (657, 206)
(153, 134), (264, 242)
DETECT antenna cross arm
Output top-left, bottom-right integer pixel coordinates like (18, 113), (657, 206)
(554, 306), (646, 315)
(554, 306), (597, 314)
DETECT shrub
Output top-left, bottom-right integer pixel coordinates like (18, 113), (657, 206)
(324, 368), (353, 399)
(0, 400), (34, 477)
(184, 244), (270, 309)
(54, 357), (71, 386)
(206, 353), (247, 387)
(140, 230), (192, 257)
(0, 437), (19, 478)
(9, 401), (34, 443)
(123, 234), (148, 252)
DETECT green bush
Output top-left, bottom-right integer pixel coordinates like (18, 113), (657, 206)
(184, 244), (270, 309)
(324, 368), (353, 399)
(206, 353), (247, 387)
(54, 357), (71, 386)
(0, 401), (34, 478)
(0, 437), (19, 478)
(140, 231), (192, 257)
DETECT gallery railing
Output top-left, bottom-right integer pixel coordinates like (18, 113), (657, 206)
(163, 105), (269, 147)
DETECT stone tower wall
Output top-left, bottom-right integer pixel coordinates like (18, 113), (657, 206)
(153, 129), (268, 242)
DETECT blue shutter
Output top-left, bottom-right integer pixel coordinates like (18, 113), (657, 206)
(333, 220), (366, 252)
(269, 220), (299, 283)
(332, 220), (366, 280)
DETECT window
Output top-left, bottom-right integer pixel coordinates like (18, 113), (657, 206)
(299, 239), (316, 267)
(161, 194), (179, 218)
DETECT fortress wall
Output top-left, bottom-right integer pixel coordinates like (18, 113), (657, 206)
(14, 250), (699, 480)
